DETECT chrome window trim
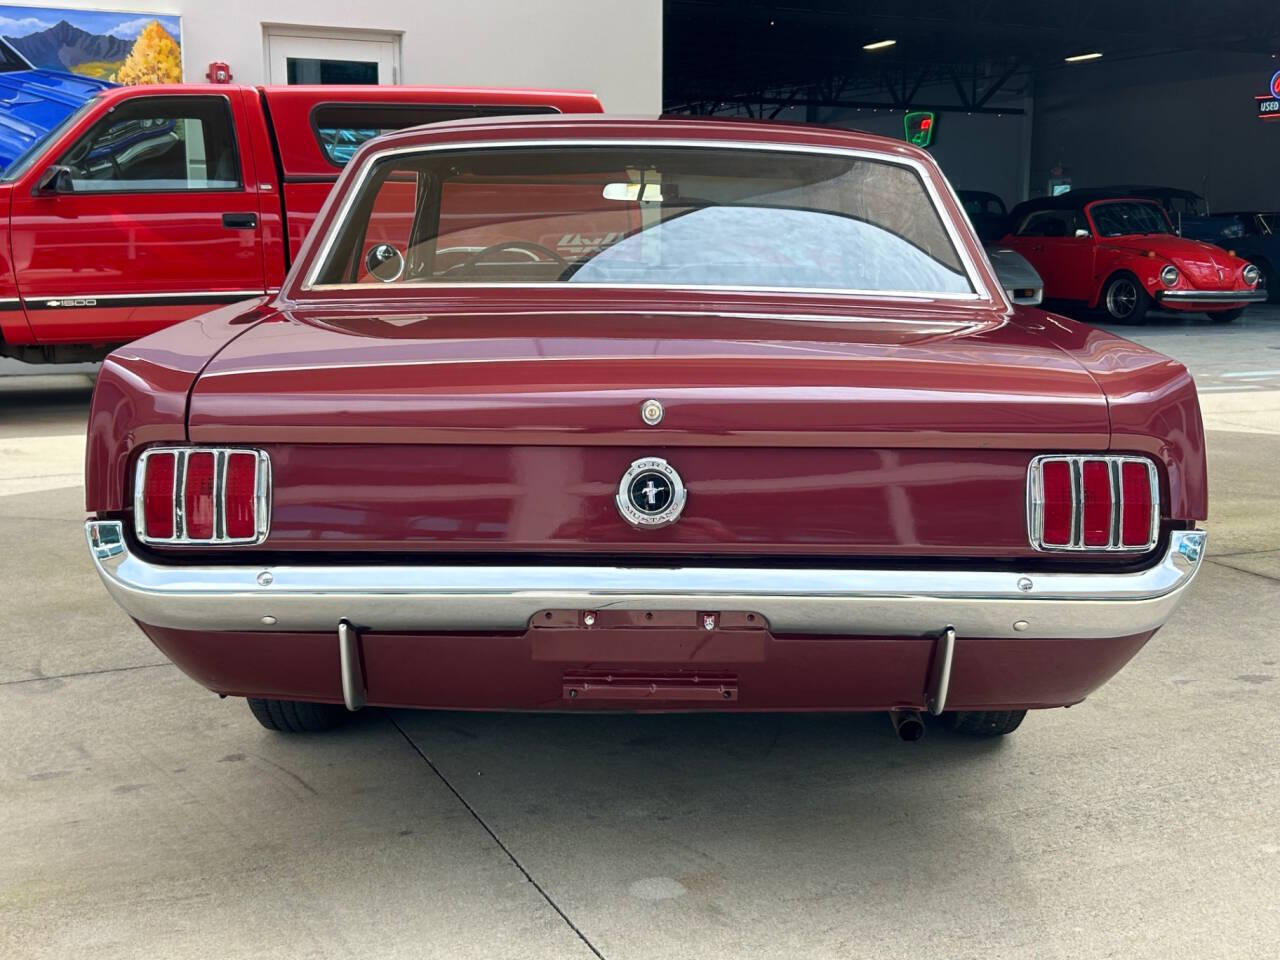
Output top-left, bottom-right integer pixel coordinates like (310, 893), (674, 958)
(134, 447), (271, 547)
(1027, 455), (1159, 553)
(298, 137), (1002, 306)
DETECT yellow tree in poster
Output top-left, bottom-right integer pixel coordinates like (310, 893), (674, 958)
(113, 21), (182, 85)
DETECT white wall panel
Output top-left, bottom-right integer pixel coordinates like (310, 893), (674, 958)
(9, 0), (661, 113)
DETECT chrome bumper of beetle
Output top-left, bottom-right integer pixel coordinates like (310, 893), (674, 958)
(85, 520), (1206, 641)
(1156, 289), (1267, 304)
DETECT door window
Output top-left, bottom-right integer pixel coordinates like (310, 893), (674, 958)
(58, 96), (241, 192)
(1017, 209), (1086, 237)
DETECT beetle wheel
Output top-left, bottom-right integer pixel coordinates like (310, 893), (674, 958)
(1102, 274), (1150, 324)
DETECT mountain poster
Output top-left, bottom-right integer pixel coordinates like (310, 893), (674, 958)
(0, 5), (181, 84)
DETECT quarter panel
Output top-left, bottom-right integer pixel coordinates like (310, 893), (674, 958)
(84, 298), (274, 513)
(1011, 310), (1208, 520)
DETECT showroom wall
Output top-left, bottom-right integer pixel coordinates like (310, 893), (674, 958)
(819, 95), (1031, 208)
(1030, 50), (1279, 209)
(0, 0), (662, 112)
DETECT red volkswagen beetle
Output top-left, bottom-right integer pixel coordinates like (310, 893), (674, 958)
(83, 116), (1208, 742)
(1002, 192), (1265, 323)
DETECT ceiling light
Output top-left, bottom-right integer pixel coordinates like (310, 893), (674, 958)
(1065, 52), (1103, 62)
(862, 39), (896, 51)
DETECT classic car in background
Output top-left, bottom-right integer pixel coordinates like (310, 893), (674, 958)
(984, 246), (1044, 305)
(1089, 185), (1244, 243)
(84, 116), (1208, 743)
(957, 191), (1042, 303)
(1210, 211), (1279, 303)
(1002, 193), (1266, 322)
(958, 189), (1010, 243)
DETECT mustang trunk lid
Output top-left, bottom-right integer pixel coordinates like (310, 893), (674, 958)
(184, 304), (1110, 558)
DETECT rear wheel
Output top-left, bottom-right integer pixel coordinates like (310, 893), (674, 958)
(1101, 274), (1149, 323)
(247, 698), (348, 733)
(1210, 308), (1245, 324)
(943, 710), (1027, 737)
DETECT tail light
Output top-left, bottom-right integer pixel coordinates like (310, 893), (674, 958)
(134, 448), (270, 545)
(1027, 455), (1158, 552)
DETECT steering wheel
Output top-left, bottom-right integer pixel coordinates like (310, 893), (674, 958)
(457, 240), (567, 275)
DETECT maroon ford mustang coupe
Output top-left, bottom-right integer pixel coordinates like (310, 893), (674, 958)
(84, 115), (1208, 741)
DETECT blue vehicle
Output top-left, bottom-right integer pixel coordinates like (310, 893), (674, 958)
(0, 39), (116, 173)
(1214, 212), (1280, 303)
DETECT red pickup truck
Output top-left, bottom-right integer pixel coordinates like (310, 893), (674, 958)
(0, 83), (601, 363)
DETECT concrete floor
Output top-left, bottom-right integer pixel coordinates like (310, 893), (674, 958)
(2, 308), (1278, 959)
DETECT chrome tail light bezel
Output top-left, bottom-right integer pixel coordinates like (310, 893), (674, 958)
(1027, 454), (1159, 553)
(134, 447), (272, 546)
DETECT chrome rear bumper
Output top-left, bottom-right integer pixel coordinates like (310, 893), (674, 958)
(1156, 289), (1266, 304)
(86, 520), (1205, 641)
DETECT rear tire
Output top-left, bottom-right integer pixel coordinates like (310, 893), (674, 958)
(1210, 308), (1245, 324)
(1100, 274), (1150, 323)
(943, 710), (1027, 737)
(247, 697), (348, 733)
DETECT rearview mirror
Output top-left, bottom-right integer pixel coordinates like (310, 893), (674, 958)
(1073, 228), (1090, 238)
(603, 182), (664, 202)
(364, 243), (404, 282)
(35, 164), (74, 195)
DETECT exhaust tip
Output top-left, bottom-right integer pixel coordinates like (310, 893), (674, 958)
(890, 709), (925, 742)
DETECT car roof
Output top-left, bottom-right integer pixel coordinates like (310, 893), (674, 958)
(355, 112), (940, 165)
(1007, 192), (1163, 221)
(1090, 184), (1200, 199)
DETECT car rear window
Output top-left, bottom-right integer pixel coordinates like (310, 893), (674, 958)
(311, 103), (558, 167)
(308, 144), (976, 296)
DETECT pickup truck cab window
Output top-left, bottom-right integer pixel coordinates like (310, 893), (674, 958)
(58, 95), (241, 193)
(310, 143), (975, 296)
(311, 103), (558, 167)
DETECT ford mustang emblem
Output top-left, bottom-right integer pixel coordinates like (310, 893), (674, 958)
(616, 457), (686, 528)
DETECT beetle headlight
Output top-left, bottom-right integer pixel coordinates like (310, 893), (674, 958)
(1243, 264), (1260, 286)
(1160, 265), (1179, 286)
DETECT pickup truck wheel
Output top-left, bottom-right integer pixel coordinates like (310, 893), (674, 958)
(1101, 274), (1149, 323)
(247, 697), (348, 733)
(1210, 308), (1244, 324)
(943, 710), (1027, 737)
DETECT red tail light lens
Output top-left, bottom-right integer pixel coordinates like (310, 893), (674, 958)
(1039, 460), (1073, 546)
(1029, 455), (1158, 552)
(1121, 461), (1155, 546)
(224, 452), (259, 540)
(1081, 459), (1112, 547)
(134, 448), (269, 545)
(183, 452), (216, 540)
(141, 452), (176, 540)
